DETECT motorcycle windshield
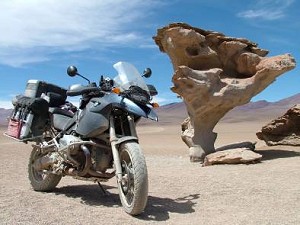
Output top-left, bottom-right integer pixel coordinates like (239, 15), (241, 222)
(113, 62), (149, 93)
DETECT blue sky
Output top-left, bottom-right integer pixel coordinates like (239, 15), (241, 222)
(0, 0), (299, 108)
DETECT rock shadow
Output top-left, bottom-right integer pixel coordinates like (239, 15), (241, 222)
(52, 184), (199, 221)
(215, 141), (256, 151)
(255, 148), (300, 161)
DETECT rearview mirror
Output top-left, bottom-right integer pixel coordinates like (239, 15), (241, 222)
(142, 68), (152, 78)
(67, 66), (78, 77)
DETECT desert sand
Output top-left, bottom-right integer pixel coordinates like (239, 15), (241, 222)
(0, 120), (300, 224)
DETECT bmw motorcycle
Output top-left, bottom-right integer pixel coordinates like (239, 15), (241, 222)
(7, 62), (158, 215)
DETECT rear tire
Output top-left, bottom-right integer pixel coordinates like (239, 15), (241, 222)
(117, 142), (148, 215)
(28, 147), (62, 192)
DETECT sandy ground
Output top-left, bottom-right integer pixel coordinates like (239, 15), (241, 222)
(0, 121), (300, 225)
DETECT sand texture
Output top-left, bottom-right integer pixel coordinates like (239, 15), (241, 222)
(0, 121), (300, 224)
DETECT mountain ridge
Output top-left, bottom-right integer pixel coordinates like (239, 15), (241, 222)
(1, 93), (300, 126)
(154, 93), (300, 124)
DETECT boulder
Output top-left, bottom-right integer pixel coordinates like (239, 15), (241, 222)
(257, 104), (300, 146)
(153, 23), (296, 162)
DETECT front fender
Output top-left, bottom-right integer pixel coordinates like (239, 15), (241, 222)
(115, 136), (138, 145)
(146, 108), (158, 121)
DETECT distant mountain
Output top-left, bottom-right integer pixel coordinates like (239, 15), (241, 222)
(1, 93), (300, 126)
(235, 100), (271, 110)
(0, 108), (12, 126)
(153, 93), (300, 124)
(273, 93), (300, 106)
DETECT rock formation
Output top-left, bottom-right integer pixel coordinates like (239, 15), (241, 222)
(257, 104), (300, 146)
(153, 23), (296, 162)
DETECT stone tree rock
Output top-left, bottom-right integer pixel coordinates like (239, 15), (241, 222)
(153, 23), (296, 162)
(257, 104), (300, 146)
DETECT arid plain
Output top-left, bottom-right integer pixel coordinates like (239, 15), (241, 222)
(0, 100), (300, 224)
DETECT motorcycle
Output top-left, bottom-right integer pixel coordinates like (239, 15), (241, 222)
(6, 62), (158, 215)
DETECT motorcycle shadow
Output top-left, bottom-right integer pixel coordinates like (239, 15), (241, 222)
(53, 184), (199, 221)
(139, 193), (200, 221)
(53, 184), (120, 207)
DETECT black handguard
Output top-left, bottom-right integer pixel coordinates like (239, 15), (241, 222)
(66, 86), (100, 96)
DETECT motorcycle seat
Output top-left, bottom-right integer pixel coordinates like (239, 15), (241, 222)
(49, 107), (74, 118)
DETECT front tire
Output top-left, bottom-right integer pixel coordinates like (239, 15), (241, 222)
(117, 142), (148, 215)
(28, 147), (62, 192)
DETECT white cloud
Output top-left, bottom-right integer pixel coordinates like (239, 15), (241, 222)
(0, 100), (13, 109)
(0, 0), (160, 67)
(152, 92), (181, 105)
(238, 9), (284, 20)
(237, 0), (295, 20)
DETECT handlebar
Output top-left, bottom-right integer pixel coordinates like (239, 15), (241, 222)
(66, 86), (101, 97)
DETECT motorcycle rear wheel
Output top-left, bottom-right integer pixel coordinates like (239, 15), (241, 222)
(28, 147), (62, 192)
(117, 142), (148, 215)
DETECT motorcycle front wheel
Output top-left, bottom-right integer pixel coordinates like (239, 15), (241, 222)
(117, 141), (148, 215)
(28, 147), (62, 192)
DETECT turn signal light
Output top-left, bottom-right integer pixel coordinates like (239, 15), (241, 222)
(151, 102), (159, 108)
(112, 87), (121, 94)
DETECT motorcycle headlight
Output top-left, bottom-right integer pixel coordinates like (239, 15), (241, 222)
(126, 86), (150, 104)
(129, 92), (149, 104)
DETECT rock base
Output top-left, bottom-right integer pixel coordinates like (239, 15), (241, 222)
(203, 149), (262, 166)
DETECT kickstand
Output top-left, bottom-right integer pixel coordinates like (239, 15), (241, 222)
(97, 182), (109, 195)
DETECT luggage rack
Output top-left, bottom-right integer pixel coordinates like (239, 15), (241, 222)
(3, 131), (43, 143)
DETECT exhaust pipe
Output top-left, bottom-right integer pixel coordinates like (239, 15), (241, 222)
(76, 145), (92, 177)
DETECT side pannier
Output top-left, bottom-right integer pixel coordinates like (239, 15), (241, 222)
(5, 95), (49, 140)
(5, 80), (68, 141)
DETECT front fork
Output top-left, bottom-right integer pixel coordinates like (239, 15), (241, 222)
(109, 115), (138, 182)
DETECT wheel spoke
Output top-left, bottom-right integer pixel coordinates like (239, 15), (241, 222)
(31, 155), (47, 181)
(28, 147), (62, 191)
(120, 156), (135, 204)
(127, 186), (134, 202)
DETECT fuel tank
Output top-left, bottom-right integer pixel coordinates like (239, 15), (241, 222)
(75, 100), (109, 138)
(75, 94), (123, 137)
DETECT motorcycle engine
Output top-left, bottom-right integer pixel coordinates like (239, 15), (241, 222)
(58, 135), (111, 172)
(90, 145), (112, 172)
(59, 135), (82, 147)
(58, 135), (83, 160)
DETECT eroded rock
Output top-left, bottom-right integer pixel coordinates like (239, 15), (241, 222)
(257, 104), (300, 146)
(153, 23), (296, 162)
